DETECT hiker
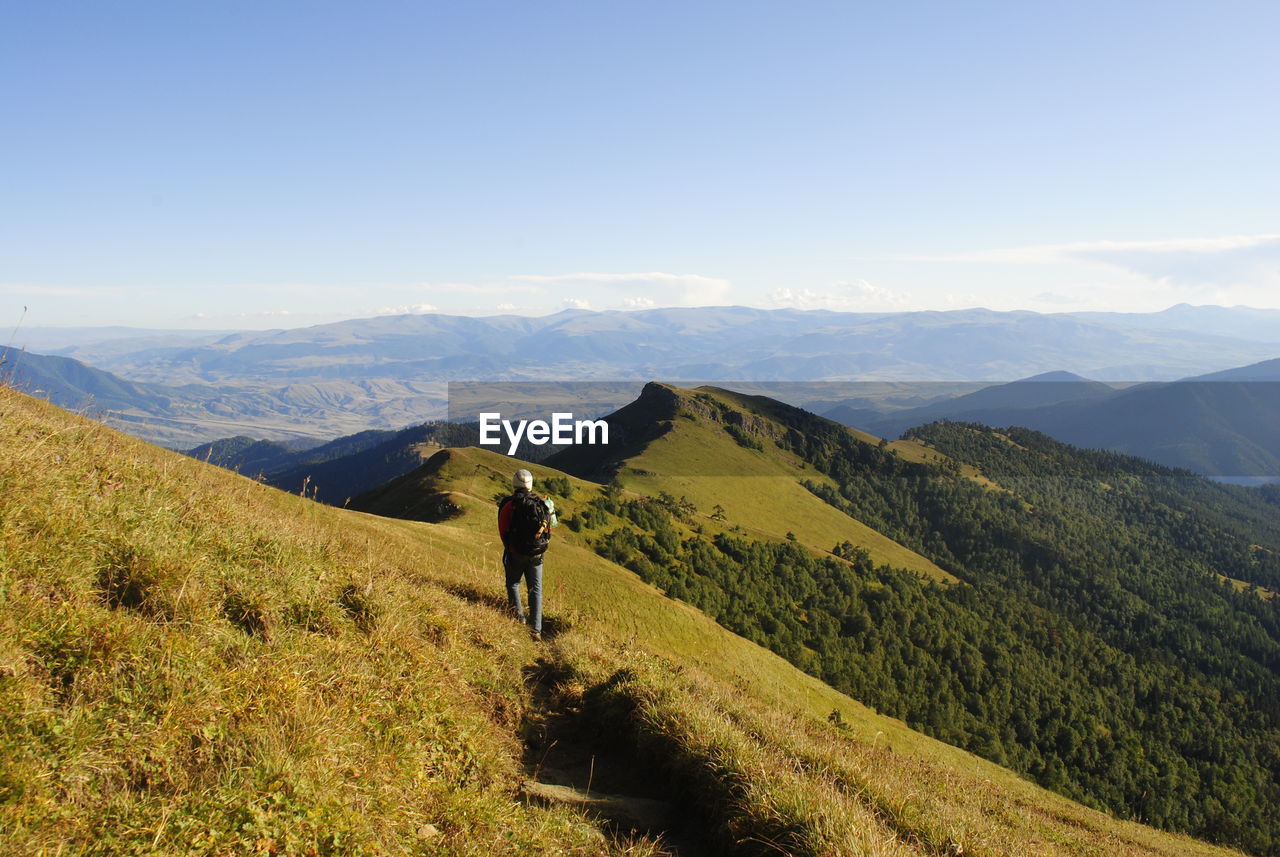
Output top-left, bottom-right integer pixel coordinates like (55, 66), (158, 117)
(497, 469), (557, 641)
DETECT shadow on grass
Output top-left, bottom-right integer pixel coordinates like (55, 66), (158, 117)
(441, 582), (571, 640)
(518, 658), (717, 856)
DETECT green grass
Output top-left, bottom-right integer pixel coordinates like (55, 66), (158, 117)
(0, 385), (1249, 857)
(594, 387), (956, 582)
(1216, 573), (1278, 600)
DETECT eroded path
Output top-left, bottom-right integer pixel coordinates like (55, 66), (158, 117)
(520, 657), (718, 857)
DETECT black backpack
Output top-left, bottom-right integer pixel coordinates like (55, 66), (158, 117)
(507, 490), (552, 557)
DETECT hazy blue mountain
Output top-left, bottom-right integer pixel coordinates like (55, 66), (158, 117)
(1192, 357), (1280, 382)
(1048, 380), (1280, 477)
(1, 348), (196, 415)
(186, 422), (484, 506)
(10, 326), (237, 356)
(839, 358), (1280, 477)
(186, 436), (317, 476)
(827, 371), (1119, 433)
(1069, 303), (1280, 343)
(1, 348), (444, 448)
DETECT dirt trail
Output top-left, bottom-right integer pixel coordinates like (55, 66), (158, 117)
(520, 657), (719, 857)
(446, 580), (719, 854)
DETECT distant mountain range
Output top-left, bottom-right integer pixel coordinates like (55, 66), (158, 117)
(5, 304), (1277, 446)
(27, 304), (1280, 386)
(0, 348), (445, 447)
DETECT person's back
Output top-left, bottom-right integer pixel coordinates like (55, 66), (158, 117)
(497, 469), (555, 640)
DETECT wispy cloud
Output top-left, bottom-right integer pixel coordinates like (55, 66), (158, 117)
(888, 234), (1280, 288)
(767, 279), (912, 311)
(1067, 236), (1280, 287)
(511, 272), (732, 307)
(374, 302), (438, 315)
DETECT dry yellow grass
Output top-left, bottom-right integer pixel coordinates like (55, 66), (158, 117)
(0, 386), (650, 857)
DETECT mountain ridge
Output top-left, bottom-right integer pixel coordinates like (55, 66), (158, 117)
(88, 305), (1280, 385)
(9, 305), (1279, 446)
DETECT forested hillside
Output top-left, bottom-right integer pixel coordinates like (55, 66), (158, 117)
(549, 385), (1280, 855)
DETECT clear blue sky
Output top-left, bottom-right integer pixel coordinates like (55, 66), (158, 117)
(3, 0), (1278, 328)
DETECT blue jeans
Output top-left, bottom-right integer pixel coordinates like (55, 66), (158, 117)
(503, 550), (543, 633)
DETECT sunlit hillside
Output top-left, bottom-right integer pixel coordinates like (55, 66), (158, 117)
(0, 383), (1251, 857)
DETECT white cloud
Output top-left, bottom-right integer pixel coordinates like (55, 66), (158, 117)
(562, 297), (591, 310)
(864, 233), (1280, 310)
(890, 233), (1280, 290)
(495, 302), (517, 311)
(898, 234), (1280, 265)
(512, 272), (732, 307)
(1069, 237), (1280, 288)
(624, 296), (657, 309)
(767, 279), (912, 311)
(1029, 292), (1077, 305)
(375, 303), (438, 315)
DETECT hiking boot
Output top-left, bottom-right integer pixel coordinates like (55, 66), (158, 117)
(530, 629), (542, 642)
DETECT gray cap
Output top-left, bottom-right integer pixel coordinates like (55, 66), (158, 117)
(512, 469), (533, 490)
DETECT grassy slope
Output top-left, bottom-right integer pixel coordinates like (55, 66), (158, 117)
(370, 442), (1243, 857)
(0, 387), (621, 857)
(619, 416), (957, 584)
(574, 385), (959, 583)
(0, 385), (1244, 857)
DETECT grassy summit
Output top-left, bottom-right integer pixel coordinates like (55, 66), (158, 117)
(542, 383), (957, 582)
(0, 383), (1251, 856)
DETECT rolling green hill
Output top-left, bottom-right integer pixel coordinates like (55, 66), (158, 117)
(1, 381), (1254, 856)
(544, 383), (958, 583)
